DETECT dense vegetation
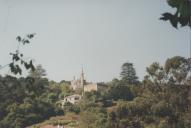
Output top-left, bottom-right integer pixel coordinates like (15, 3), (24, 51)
(76, 56), (191, 128)
(0, 0), (190, 127)
(0, 75), (66, 128)
(0, 56), (190, 128)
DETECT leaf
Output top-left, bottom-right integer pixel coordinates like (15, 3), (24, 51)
(9, 63), (14, 71)
(26, 77), (35, 84)
(16, 36), (21, 42)
(9, 63), (22, 75)
(24, 62), (30, 70)
(160, 13), (173, 21)
(160, 13), (178, 28)
(16, 65), (22, 75)
(12, 54), (20, 61)
(169, 16), (178, 28)
(161, 0), (191, 29)
(23, 40), (30, 44)
(21, 60), (24, 64)
(27, 33), (35, 39)
(21, 39), (30, 45)
(30, 60), (35, 71)
(179, 16), (189, 27)
(167, 0), (181, 8)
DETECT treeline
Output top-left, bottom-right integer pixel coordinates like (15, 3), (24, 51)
(0, 56), (191, 128)
(0, 67), (72, 128)
(67, 56), (191, 128)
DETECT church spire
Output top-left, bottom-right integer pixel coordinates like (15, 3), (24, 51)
(81, 67), (84, 76)
(81, 67), (85, 96)
(81, 67), (84, 85)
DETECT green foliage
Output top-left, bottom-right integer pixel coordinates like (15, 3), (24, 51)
(29, 65), (46, 79)
(160, 0), (191, 28)
(151, 100), (172, 117)
(120, 62), (139, 85)
(107, 83), (134, 101)
(79, 92), (98, 111)
(79, 111), (98, 128)
(48, 80), (71, 103)
(1, 56), (191, 128)
(165, 56), (190, 84)
(145, 62), (165, 85)
(0, 76), (64, 127)
(8, 34), (36, 75)
(77, 91), (107, 128)
(79, 108), (107, 128)
(145, 56), (191, 85)
(107, 84), (190, 128)
(105, 56), (191, 128)
(63, 102), (80, 114)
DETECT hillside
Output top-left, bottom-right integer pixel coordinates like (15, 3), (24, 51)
(28, 113), (80, 128)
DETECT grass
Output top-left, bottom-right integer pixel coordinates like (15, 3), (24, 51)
(28, 113), (80, 128)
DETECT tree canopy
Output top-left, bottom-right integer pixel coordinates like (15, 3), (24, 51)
(120, 62), (139, 85)
(160, 0), (191, 29)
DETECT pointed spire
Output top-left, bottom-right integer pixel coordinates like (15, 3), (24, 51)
(81, 67), (84, 79)
(80, 67), (85, 96)
(81, 67), (84, 75)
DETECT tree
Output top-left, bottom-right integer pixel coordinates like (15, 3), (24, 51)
(0, 34), (36, 75)
(144, 62), (165, 85)
(107, 111), (119, 128)
(79, 111), (98, 128)
(151, 100), (173, 117)
(107, 82), (134, 101)
(28, 65), (46, 79)
(120, 62), (139, 85)
(160, 0), (191, 28)
(144, 56), (191, 85)
(164, 56), (191, 85)
(0, 76), (62, 128)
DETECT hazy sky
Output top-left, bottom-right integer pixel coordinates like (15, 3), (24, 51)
(0, 0), (190, 82)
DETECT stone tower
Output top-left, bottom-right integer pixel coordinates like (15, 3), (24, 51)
(70, 69), (97, 93)
(80, 68), (84, 86)
(80, 68), (85, 96)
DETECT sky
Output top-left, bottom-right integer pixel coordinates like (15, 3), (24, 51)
(0, 0), (190, 82)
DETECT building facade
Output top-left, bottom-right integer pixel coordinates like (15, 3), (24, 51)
(70, 70), (98, 92)
(58, 94), (82, 108)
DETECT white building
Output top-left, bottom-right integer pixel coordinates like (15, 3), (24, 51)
(58, 94), (82, 108)
(57, 70), (98, 108)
